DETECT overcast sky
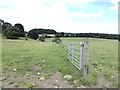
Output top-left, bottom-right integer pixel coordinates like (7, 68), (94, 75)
(0, 0), (119, 34)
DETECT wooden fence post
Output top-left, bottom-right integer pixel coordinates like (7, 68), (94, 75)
(82, 38), (89, 77)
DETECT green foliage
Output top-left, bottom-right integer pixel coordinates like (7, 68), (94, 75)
(52, 37), (62, 43)
(27, 30), (39, 40)
(30, 28), (57, 34)
(14, 23), (25, 37)
(2, 22), (12, 31)
(56, 33), (118, 40)
(39, 34), (46, 42)
(1, 21), (25, 38)
(3, 26), (20, 39)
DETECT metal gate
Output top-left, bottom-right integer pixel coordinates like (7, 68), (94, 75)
(68, 38), (89, 76)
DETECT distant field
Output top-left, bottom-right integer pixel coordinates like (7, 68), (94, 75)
(2, 37), (118, 88)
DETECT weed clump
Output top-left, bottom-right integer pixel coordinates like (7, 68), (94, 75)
(52, 37), (62, 43)
(39, 34), (46, 42)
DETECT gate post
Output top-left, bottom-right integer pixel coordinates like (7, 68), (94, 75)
(82, 38), (89, 77)
(80, 42), (84, 69)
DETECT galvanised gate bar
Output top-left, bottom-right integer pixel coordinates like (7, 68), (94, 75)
(68, 38), (89, 77)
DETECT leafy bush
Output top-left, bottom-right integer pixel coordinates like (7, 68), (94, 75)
(39, 34), (46, 42)
(14, 23), (25, 37)
(27, 30), (39, 40)
(3, 26), (20, 39)
(2, 22), (12, 32)
(52, 37), (62, 43)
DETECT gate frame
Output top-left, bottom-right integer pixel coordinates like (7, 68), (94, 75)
(68, 38), (89, 77)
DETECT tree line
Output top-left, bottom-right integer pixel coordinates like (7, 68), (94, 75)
(27, 28), (57, 39)
(0, 19), (56, 39)
(56, 32), (119, 40)
(0, 19), (119, 40)
(30, 28), (57, 34)
(0, 19), (25, 39)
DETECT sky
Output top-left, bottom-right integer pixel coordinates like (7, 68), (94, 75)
(0, 0), (119, 34)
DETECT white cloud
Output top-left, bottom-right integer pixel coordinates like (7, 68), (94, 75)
(60, 0), (96, 4)
(0, 0), (117, 34)
(110, 5), (118, 10)
(110, 0), (119, 4)
(110, 0), (119, 10)
(54, 22), (118, 34)
(69, 12), (103, 18)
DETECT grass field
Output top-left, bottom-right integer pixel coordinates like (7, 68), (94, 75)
(2, 36), (118, 88)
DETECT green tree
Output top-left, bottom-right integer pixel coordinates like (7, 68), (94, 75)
(14, 23), (25, 37)
(3, 26), (20, 39)
(2, 22), (12, 31)
(27, 30), (39, 40)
